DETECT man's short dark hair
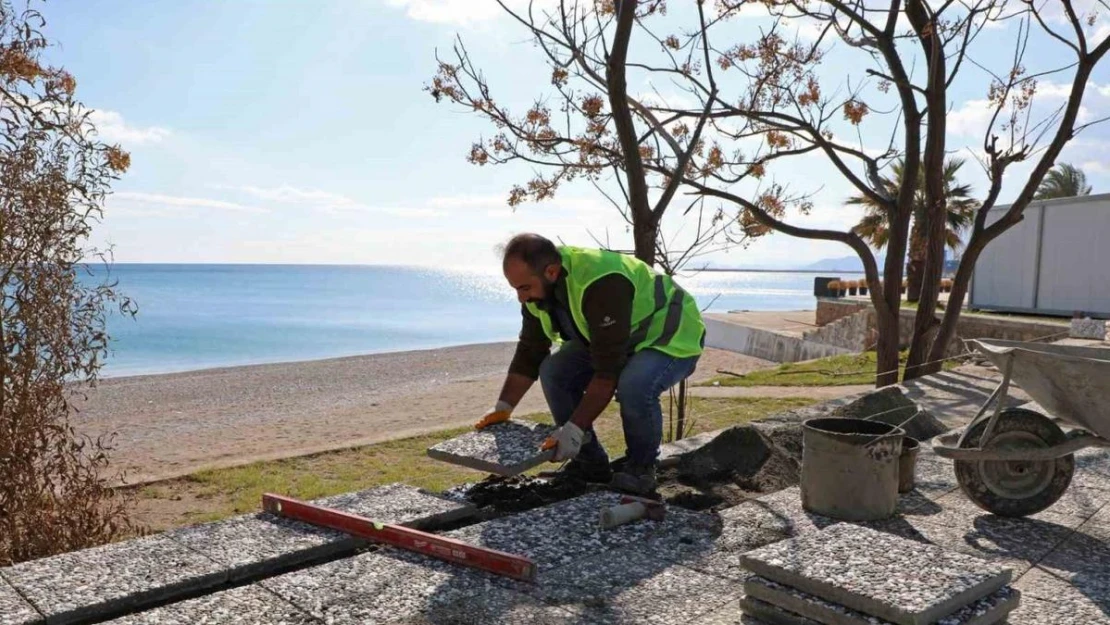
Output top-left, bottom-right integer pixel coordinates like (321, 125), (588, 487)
(501, 233), (561, 275)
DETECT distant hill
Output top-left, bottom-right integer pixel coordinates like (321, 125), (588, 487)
(800, 255), (884, 272)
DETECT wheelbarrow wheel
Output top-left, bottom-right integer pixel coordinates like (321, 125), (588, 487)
(954, 408), (1074, 517)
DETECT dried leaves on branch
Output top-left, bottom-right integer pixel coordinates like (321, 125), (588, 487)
(430, 0), (1109, 386)
(1, 2), (138, 565)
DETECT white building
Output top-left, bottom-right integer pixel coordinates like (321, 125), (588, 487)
(970, 192), (1110, 319)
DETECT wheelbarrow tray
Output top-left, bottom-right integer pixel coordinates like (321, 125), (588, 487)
(968, 339), (1110, 440)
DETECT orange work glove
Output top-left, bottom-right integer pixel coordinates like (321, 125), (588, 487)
(474, 401), (514, 430)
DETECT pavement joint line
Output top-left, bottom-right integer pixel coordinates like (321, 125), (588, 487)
(0, 566), (45, 625)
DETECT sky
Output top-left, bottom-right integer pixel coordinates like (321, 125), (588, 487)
(36, 0), (1110, 271)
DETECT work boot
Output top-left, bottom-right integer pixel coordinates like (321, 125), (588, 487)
(540, 457), (613, 484)
(610, 464), (657, 496)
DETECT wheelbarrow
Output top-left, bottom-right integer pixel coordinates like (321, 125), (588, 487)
(932, 338), (1110, 517)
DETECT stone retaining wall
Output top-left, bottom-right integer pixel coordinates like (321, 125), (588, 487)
(810, 298), (1070, 355)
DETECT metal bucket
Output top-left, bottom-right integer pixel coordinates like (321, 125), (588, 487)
(899, 436), (920, 493)
(800, 418), (905, 521)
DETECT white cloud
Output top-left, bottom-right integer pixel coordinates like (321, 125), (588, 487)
(109, 192), (265, 215)
(947, 99), (994, 137)
(237, 184), (446, 217)
(1081, 160), (1110, 174)
(88, 110), (171, 145)
(385, 0), (556, 26)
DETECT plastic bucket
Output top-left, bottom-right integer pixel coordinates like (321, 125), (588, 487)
(899, 436), (920, 493)
(800, 418), (905, 521)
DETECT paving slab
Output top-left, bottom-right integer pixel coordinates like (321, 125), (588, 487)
(1038, 521), (1110, 580)
(718, 487), (925, 538)
(0, 534), (227, 625)
(739, 596), (822, 625)
(907, 457), (960, 500)
(426, 419), (556, 476)
(910, 490), (1088, 530)
(99, 584), (318, 625)
(1011, 567), (1110, 624)
(0, 575), (42, 625)
(715, 487), (837, 536)
(524, 546), (742, 625)
(676, 520), (788, 582)
(164, 483), (474, 581)
(445, 491), (720, 574)
(693, 600), (773, 625)
(745, 576), (1020, 625)
(738, 523), (1012, 625)
(263, 547), (576, 625)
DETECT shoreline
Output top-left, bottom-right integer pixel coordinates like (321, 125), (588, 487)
(72, 341), (774, 485)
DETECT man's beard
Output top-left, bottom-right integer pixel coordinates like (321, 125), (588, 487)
(530, 275), (558, 310)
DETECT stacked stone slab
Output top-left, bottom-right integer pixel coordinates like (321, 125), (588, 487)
(735, 523), (1021, 625)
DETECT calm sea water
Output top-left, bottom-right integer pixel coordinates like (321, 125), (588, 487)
(81, 264), (863, 378)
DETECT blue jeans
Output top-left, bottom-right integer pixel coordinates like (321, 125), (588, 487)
(538, 341), (700, 467)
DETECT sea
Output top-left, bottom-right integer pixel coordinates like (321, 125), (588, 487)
(79, 264), (864, 378)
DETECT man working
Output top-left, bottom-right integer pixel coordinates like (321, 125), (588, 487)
(475, 233), (705, 496)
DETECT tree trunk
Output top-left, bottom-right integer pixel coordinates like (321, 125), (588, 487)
(874, 306), (901, 388)
(632, 218), (657, 265)
(905, 222), (925, 303)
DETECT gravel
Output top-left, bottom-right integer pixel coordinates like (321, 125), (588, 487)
(738, 524), (1012, 625)
(164, 483), (474, 581)
(0, 534), (226, 625)
(746, 576), (1020, 625)
(427, 419), (557, 476)
(98, 584), (317, 625)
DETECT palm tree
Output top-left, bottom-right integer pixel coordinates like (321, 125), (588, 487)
(848, 158), (980, 302)
(1034, 163), (1093, 199)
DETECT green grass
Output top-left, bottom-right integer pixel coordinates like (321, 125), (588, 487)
(702, 350), (960, 388)
(133, 396), (815, 530)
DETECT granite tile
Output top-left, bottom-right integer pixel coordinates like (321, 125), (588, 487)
(99, 584), (318, 625)
(1007, 594), (1110, 625)
(1012, 567), (1110, 623)
(0, 534), (227, 625)
(263, 548), (575, 625)
(526, 547), (743, 625)
(426, 419), (557, 476)
(738, 524), (1011, 625)
(671, 520), (788, 582)
(1071, 468), (1110, 492)
(867, 516), (1045, 577)
(1038, 522), (1110, 579)
(165, 483), (474, 581)
(1075, 448), (1110, 477)
(911, 490), (1085, 530)
(0, 575), (42, 625)
(716, 487), (838, 536)
(745, 576), (1020, 625)
(910, 457), (960, 500)
(738, 597), (820, 625)
(445, 492), (719, 573)
(693, 600), (772, 625)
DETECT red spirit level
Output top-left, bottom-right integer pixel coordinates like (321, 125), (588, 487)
(261, 493), (538, 582)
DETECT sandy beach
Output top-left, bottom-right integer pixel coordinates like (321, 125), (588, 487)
(71, 342), (772, 484)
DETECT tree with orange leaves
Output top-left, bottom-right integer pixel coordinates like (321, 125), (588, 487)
(1, 1), (138, 564)
(430, 0), (1110, 387)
